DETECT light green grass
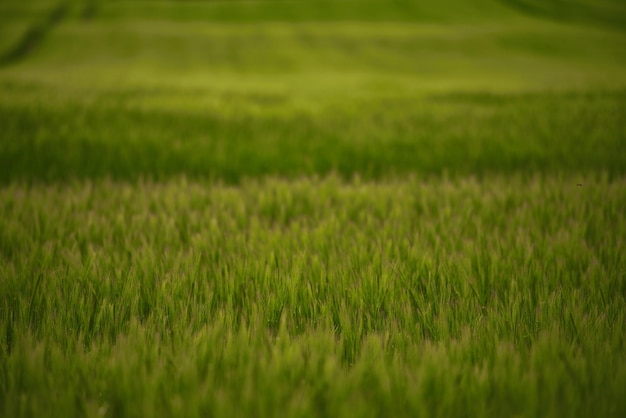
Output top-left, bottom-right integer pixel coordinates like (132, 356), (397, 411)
(1, 0), (626, 417)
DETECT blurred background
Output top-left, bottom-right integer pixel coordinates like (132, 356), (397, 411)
(1, 0), (625, 182)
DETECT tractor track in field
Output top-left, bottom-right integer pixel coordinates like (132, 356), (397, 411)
(500, 0), (626, 30)
(0, 1), (69, 67)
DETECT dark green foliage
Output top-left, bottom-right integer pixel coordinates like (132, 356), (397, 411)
(1, 91), (625, 183)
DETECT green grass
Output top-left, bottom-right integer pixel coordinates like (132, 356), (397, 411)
(1, 90), (625, 183)
(1, 0), (626, 417)
(2, 175), (625, 417)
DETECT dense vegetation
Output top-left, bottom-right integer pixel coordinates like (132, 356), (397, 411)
(1, 1), (625, 417)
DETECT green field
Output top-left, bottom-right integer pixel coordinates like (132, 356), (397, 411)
(1, 1), (626, 417)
